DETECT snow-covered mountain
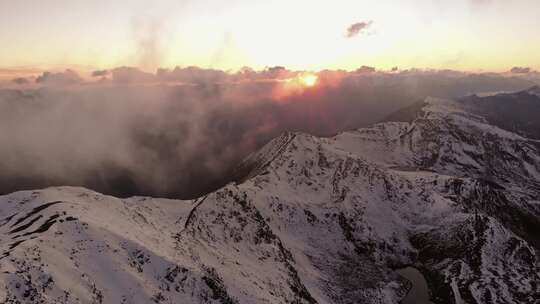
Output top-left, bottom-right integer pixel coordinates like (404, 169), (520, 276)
(1, 96), (539, 303)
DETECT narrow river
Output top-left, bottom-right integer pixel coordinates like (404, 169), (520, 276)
(396, 267), (434, 304)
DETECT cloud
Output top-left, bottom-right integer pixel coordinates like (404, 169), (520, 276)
(131, 17), (164, 71)
(356, 66), (376, 73)
(346, 21), (373, 38)
(157, 66), (228, 84)
(12, 77), (30, 85)
(0, 68), (44, 80)
(510, 67), (531, 74)
(111, 66), (156, 83)
(35, 69), (83, 85)
(92, 70), (109, 77)
(0, 66), (535, 199)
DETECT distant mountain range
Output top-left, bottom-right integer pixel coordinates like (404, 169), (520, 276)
(1, 88), (539, 303)
(460, 86), (540, 141)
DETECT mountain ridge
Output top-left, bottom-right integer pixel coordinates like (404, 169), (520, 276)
(1, 96), (539, 303)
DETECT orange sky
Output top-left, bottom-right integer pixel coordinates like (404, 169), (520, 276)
(1, 0), (539, 74)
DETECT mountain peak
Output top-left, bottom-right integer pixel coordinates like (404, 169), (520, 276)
(233, 131), (302, 182)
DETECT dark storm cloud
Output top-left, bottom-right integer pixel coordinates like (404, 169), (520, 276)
(0, 67), (535, 199)
(346, 21), (373, 38)
(510, 67), (531, 74)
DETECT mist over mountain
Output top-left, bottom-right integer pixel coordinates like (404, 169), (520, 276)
(0, 67), (536, 199)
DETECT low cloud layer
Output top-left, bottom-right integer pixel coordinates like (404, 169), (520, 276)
(511, 66), (532, 74)
(346, 21), (373, 38)
(92, 70), (109, 77)
(12, 77), (30, 85)
(36, 69), (83, 85)
(0, 66), (536, 198)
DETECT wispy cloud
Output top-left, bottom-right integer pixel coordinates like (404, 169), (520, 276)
(131, 17), (165, 71)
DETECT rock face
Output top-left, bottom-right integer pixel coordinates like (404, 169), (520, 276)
(0, 97), (539, 304)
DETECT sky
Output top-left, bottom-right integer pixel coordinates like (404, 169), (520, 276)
(1, 0), (539, 73)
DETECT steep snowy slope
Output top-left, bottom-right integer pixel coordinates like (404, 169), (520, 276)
(331, 98), (540, 247)
(1, 97), (539, 304)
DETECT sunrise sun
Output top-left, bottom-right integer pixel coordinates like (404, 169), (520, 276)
(299, 74), (318, 87)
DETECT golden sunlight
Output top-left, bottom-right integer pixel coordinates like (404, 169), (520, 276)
(274, 73), (320, 99)
(299, 74), (318, 87)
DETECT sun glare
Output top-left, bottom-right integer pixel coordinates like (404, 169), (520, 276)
(299, 74), (318, 87)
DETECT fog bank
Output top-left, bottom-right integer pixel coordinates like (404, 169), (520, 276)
(0, 67), (535, 198)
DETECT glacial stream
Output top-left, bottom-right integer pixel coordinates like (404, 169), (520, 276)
(396, 267), (434, 304)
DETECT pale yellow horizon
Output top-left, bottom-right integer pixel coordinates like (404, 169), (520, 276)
(1, 0), (539, 74)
